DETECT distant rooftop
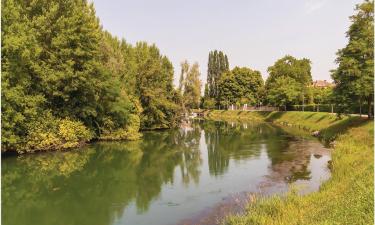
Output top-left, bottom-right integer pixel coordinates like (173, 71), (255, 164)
(311, 80), (334, 88)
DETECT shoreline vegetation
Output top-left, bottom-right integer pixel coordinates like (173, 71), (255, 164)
(198, 110), (373, 225)
(2, 1), (181, 154)
(3, 0), (372, 156)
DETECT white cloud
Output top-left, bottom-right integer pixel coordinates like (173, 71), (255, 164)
(305, 0), (326, 14)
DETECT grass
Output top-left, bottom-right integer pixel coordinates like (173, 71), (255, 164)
(206, 110), (367, 142)
(202, 110), (373, 225)
(205, 110), (268, 122)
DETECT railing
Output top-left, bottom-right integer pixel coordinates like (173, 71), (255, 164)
(227, 105), (279, 111)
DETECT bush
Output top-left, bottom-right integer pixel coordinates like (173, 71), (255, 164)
(203, 98), (216, 109)
(21, 113), (92, 153)
(99, 114), (142, 141)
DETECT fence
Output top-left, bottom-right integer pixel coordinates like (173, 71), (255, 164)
(219, 103), (371, 115)
(227, 105), (279, 111)
(289, 104), (371, 115)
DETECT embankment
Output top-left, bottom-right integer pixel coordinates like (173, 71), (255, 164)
(202, 110), (373, 225)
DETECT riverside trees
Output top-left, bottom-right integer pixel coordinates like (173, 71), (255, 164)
(1, 0), (180, 152)
(331, 0), (374, 117)
(178, 61), (202, 110)
(204, 50), (229, 107)
(218, 67), (264, 108)
(264, 55), (313, 110)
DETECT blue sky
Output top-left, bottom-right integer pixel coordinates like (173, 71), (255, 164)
(91, 0), (362, 86)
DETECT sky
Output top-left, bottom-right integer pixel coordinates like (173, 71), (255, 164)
(91, 0), (363, 86)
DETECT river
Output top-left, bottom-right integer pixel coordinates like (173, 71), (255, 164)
(2, 119), (331, 225)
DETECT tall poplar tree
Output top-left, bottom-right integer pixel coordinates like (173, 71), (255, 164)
(205, 50), (229, 105)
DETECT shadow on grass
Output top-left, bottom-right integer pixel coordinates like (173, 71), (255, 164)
(263, 111), (287, 122)
(304, 113), (317, 120)
(320, 116), (370, 142)
(315, 114), (328, 123)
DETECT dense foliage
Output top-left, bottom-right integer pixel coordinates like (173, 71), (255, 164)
(204, 50), (229, 107)
(178, 60), (202, 110)
(1, 0), (180, 152)
(264, 55), (313, 109)
(266, 76), (301, 110)
(331, 0), (374, 117)
(218, 67), (264, 108)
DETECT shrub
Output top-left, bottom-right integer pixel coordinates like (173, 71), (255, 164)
(21, 113), (92, 153)
(99, 114), (142, 141)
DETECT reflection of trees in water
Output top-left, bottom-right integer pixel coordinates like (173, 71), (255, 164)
(201, 120), (279, 176)
(2, 126), (202, 225)
(178, 123), (202, 186)
(2, 120), (324, 225)
(265, 137), (315, 183)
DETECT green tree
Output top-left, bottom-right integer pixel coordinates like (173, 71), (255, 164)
(266, 55), (312, 86)
(183, 62), (202, 109)
(2, 0), (113, 151)
(265, 55), (312, 106)
(133, 42), (180, 129)
(331, 0), (374, 117)
(217, 67), (264, 108)
(311, 87), (333, 105)
(206, 50), (229, 104)
(218, 71), (241, 108)
(266, 77), (300, 110)
(178, 60), (189, 94)
(1, 0), (181, 152)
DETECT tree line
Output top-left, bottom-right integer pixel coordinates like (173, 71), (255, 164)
(2, 0), (373, 153)
(2, 0), (181, 153)
(200, 0), (373, 117)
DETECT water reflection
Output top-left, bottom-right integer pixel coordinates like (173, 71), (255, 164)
(201, 120), (282, 176)
(2, 120), (330, 225)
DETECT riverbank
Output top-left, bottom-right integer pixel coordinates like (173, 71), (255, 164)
(201, 110), (373, 225)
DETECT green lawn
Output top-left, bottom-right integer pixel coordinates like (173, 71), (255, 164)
(203, 110), (374, 225)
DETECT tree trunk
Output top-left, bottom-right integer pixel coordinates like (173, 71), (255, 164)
(367, 97), (373, 118)
(359, 98), (362, 117)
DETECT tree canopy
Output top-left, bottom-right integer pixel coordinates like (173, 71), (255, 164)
(218, 67), (264, 107)
(331, 0), (374, 117)
(266, 77), (300, 110)
(205, 50), (229, 104)
(265, 55), (312, 108)
(1, 0), (181, 152)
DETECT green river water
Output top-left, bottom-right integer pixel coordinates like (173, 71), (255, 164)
(2, 119), (331, 225)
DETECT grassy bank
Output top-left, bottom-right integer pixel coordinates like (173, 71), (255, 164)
(202, 110), (373, 225)
(205, 110), (368, 142)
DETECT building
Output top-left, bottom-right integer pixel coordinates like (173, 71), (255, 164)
(311, 80), (334, 88)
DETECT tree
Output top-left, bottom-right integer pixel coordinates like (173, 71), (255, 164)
(231, 67), (264, 105)
(2, 0), (115, 150)
(311, 87), (333, 105)
(265, 55), (312, 106)
(331, 0), (374, 117)
(217, 67), (264, 108)
(218, 71), (241, 108)
(206, 50), (229, 104)
(266, 77), (300, 110)
(266, 55), (312, 86)
(183, 63), (202, 109)
(178, 60), (189, 94)
(1, 0), (181, 152)
(133, 42), (180, 129)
